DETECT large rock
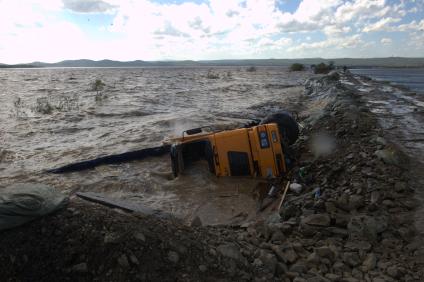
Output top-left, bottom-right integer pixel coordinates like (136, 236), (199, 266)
(374, 144), (408, 167)
(118, 254), (130, 268)
(394, 182), (407, 193)
(343, 252), (360, 267)
(348, 195), (364, 211)
(362, 253), (377, 271)
(190, 216), (202, 227)
(344, 240), (372, 251)
(325, 273), (342, 281)
(301, 214), (331, 227)
(71, 262), (88, 273)
(315, 246), (336, 261)
(258, 251), (278, 274)
(325, 201), (338, 213)
(167, 251), (179, 264)
(347, 215), (388, 241)
(332, 213), (350, 227)
(333, 261), (350, 274)
(336, 194), (349, 211)
(374, 136), (387, 146)
(289, 262), (307, 274)
(272, 244), (298, 264)
(306, 252), (320, 265)
(133, 232), (146, 242)
(217, 243), (245, 263)
(386, 265), (401, 278)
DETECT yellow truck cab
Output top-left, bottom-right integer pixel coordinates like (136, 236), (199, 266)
(170, 122), (291, 179)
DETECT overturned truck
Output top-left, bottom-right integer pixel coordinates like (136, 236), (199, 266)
(169, 112), (299, 178)
(49, 111), (299, 180)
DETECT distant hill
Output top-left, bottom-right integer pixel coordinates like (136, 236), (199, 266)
(0, 63), (37, 68)
(1, 57), (424, 68)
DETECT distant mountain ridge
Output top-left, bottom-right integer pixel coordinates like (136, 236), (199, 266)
(1, 57), (424, 68)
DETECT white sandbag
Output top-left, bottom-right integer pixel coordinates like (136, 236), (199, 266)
(0, 183), (68, 231)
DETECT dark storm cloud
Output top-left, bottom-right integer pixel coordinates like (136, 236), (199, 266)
(62, 0), (115, 13)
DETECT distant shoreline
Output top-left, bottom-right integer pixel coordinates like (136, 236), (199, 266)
(1, 57), (424, 69)
(2, 65), (424, 70)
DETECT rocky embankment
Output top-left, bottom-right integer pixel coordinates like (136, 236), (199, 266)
(1, 72), (422, 281)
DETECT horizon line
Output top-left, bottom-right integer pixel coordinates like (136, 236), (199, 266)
(2, 56), (424, 65)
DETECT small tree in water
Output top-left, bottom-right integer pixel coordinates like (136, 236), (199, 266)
(92, 79), (106, 101)
(246, 66), (257, 72)
(290, 63), (305, 71)
(313, 63), (335, 74)
(34, 97), (54, 114)
(13, 97), (26, 118)
(92, 79), (105, 91)
(206, 70), (220, 79)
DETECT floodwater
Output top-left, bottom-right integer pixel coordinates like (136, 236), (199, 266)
(0, 67), (307, 225)
(350, 68), (424, 94)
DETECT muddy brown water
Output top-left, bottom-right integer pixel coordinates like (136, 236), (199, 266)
(0, 67), (308, 225)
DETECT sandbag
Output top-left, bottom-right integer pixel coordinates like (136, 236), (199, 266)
(0, 183), (68, 231)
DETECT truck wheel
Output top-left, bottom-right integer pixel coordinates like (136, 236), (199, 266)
(260, 111), (299, 145)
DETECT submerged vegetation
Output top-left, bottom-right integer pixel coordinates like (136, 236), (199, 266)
(312, 61), (335, 74)
(33, 96), (80, 114)
(12, 95), (79, 116)
(34, 97), (54, 114)
(92, 79), (105, 92)
(226, 71), (232, 79)
(246, 66), (257, 72)
(290, 63), (305, 72)
(91, 79), (107, 101)
(13, 97), (26, 118)
(206, 70), (220, 79)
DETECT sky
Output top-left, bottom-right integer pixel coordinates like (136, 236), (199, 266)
(0, 0), (423, 64)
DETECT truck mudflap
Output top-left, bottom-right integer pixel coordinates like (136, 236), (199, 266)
(170, 144), (184, 178)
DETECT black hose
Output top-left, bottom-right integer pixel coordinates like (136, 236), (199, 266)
(47, 145), (171, 174)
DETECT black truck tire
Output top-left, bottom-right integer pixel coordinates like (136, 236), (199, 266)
(260, 111), (299, 145)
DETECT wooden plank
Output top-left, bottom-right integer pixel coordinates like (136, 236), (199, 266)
(76, 192), (170, 219)
(277, 181), (290, 212)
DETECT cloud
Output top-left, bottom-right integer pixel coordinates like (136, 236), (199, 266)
(275, 0), (341, 33)
(63, 0), (116, 13)
(408, 32), (424, 50)
(0, 20), (90, 63)
(335, 0), (389, 23)
(381, 37), (392, 45)
(395, 20), (424, 32)
(0, 0), (423, 63)
(363, 17), (402, 32)
(323, 25), (351, 36)
(287, 34), (365, 53)
(257, 37), (292, 49)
